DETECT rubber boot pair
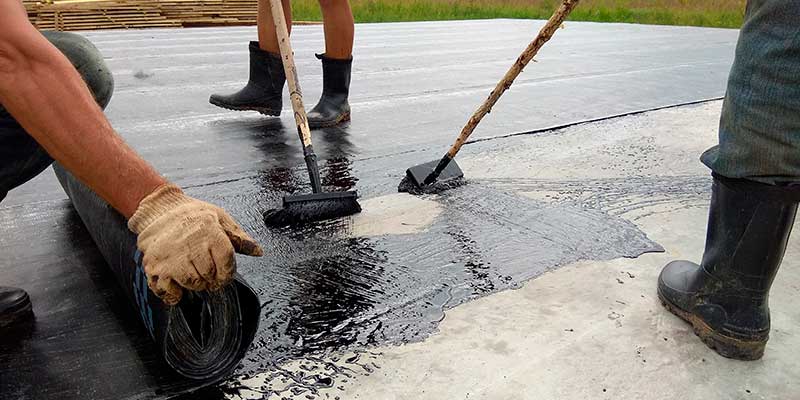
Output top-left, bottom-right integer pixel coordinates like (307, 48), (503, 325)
(658, 176), (797, 360)
(210, 42), (351, 128)
(0, 287), (33, 329)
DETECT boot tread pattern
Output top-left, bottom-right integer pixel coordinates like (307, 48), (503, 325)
(658, 290), (766, 361)
(208, 98), (281, 116)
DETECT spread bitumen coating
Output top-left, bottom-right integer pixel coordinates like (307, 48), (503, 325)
(0, 20), (739, 399)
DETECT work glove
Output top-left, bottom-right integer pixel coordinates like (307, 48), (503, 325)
(128, 184), (263, 305)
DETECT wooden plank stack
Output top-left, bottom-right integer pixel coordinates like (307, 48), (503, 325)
(24, 0), (260, 31)
(159, 0), (258, 27)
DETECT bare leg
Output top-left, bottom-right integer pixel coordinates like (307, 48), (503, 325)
(319, 0), (354, 59)
(257, 0), (292, 54)
(307, 0), (354, 127)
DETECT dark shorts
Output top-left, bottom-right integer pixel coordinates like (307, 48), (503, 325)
(701, 0), (800, 185)
(0, 31), (114, 202)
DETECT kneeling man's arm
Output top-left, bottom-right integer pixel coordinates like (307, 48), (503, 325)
(0, 4), (263, 305)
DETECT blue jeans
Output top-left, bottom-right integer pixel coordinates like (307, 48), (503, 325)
(0, 31), (114, 202)
(701, 0), (800, 185)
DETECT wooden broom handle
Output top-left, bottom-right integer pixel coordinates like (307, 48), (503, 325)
(270, 0), (313, 148)
(446, 0), (580, 158)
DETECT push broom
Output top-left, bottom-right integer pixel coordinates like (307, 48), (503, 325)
(264, 0), (361, 225)
(400, 0), (581, 194)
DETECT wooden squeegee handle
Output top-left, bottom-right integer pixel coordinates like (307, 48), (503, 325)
(270, 0), (313, 149)
(270, 0), (325, 193)
(445, 0), (581, 158)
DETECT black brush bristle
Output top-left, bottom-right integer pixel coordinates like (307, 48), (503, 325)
(399, 158), (465, 195)
(398, 175), (467, 195)
(263, 208), (293, 226)
(264, 192), (361, 227)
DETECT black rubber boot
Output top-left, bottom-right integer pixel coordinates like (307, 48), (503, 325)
(0, 287), (33, 329)
(308, 54), (352, 128)
(658, 176), (797, 360)
(209, 42), (285, 116)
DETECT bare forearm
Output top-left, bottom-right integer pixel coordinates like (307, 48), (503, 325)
(0, 16), (164, 217)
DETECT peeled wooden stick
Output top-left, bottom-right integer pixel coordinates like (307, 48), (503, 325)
(269, 0), (319, 190)
(419, 1), (581, 186)
(269, 0), (313, 155)
(446, 0), (580, 159)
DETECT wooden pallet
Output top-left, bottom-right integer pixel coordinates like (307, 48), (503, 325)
(158, 0), (258, 26)
(25, 0), (261, 31)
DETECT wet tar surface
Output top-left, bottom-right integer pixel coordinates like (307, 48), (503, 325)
(170, 121), (667, 398)
(0, 21), (736, 399)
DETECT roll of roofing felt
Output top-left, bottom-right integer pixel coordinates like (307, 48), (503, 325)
(54, 164), (260, 382)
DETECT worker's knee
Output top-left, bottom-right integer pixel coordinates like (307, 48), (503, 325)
(317, 0), (347, 11)
(41, 31), (114, 109)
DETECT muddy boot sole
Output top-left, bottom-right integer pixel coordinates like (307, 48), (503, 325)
(309, 110), (350, 129)
(209, 98), (281, 117)
(658, 290), (766, 361)
(0, 294), (34, 329)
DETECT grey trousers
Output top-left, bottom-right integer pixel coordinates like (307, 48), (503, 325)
(0, 31), (114, 202)
(701, 0), (800, 185)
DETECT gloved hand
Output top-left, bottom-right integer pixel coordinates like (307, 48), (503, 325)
(128, 184), (263, 305)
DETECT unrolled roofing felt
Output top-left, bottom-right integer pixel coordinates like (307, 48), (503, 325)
(0, 20), (738, 399)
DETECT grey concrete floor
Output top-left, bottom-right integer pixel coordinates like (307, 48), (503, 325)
(233, 101), (800, 400)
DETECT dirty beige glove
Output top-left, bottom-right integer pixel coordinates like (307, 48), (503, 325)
(128, 184), (263, 305)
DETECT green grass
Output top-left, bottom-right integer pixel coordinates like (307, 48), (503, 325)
(291, 0), (746, 28)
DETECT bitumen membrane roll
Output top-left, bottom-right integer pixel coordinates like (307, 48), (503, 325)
(53, 164), (261, 383)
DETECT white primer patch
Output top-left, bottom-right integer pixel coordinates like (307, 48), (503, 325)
(350, 194), (442, 237)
